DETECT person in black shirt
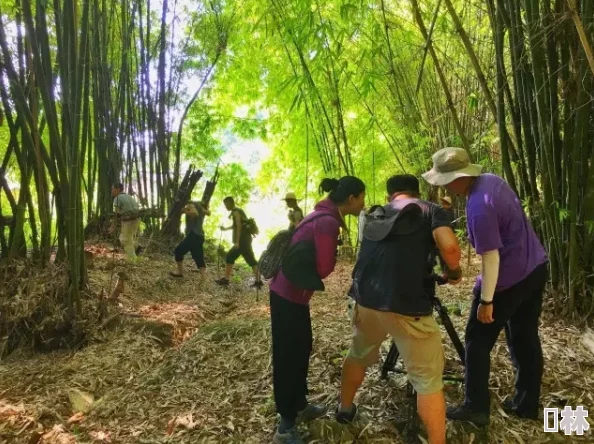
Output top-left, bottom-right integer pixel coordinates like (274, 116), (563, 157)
(337, 175), (462, 444)
(170, 200), (210, 280)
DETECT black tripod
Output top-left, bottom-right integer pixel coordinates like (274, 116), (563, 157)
(381, 275), (466, 442)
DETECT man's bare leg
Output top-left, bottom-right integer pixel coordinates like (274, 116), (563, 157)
(339, 357), (367, 410)
(417, 390), (446, 444)
(224, 263), (233, 280)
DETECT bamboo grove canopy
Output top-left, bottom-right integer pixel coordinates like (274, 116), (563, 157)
(0, 0), (593, 319)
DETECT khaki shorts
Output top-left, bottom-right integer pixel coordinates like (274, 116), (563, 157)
(348, 304), (444, 395)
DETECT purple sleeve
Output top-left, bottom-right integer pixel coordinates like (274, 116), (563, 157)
(468, 207), (503, 254)
(313, 217), (340, 279)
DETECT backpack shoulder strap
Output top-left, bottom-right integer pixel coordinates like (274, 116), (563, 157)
(293, 211), (335, 235)
(363, 202), (423, 241)
(233, 208), (248, 222)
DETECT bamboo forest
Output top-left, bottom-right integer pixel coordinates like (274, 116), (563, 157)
(1, 0), (594, 442)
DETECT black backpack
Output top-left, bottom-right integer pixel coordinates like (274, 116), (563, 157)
(245, 217), (259, 237)
(349, 202), (436, 316)
(233, 208), (259, 237)
(259, 212), (333, 280)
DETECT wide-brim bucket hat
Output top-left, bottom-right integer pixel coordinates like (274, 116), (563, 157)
(422, 147), (483, 186)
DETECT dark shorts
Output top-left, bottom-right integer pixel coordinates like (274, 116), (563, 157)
(226, 235), (258, 267)
(174, 232), (206, 268)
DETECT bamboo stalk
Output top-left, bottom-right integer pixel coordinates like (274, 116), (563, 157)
(410, 0), (472, 154)
(566, 0), (594, 78)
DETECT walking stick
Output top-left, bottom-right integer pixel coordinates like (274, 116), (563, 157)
(217, 228), (223, 274)
(255, 273), (260, 302)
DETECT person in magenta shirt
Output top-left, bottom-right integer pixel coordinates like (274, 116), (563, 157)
(269, 176), (366, 444)
(423, 147), (548, 426)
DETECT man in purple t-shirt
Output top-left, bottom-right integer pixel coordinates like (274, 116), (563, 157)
(423, 147), (548, 426)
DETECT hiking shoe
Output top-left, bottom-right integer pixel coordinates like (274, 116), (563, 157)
(297, 403), (327, 423)
(215, 278), (230, 286)
(250, 280), (264, 289)
(501, 397), (538, 420)
(335, 403), (357, 424)
(446, 404), (489, 426)
(272, 427), (305, 444)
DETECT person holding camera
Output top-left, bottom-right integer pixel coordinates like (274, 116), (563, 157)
(422, 147), (548, 425)
(337, 174), (462, 444)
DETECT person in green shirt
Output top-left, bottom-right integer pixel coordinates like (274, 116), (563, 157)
(215, 196), (262, 288)
(109, 182), (140, 258)
(170, 200), (210, 280)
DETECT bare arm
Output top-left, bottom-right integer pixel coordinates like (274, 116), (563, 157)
(433, 226), (462, 282)
(233, 211), (242, 244)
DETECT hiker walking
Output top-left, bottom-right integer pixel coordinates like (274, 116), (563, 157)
(284, 192), (304, 230)
(169, 201), (210, 280)
(269, 176), (366, 444)
(109, 182), (140, 259)
(337, 174), (462, 444)
(422, 147), (548, 425)
(215, 196), (262, 288)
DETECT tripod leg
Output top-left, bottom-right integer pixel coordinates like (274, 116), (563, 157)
(381, 341), (400, 379)
(433, 299), (466, 365)
(440, 310), (465, 365)
(405, 382), (421, 443)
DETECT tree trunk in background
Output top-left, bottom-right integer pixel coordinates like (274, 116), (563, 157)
(160, 167), (203, 237)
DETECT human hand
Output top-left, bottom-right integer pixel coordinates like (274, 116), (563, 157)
(477, 304), (494, 323)
(443, 272), (462, 285)
(444, 266), (462, 285)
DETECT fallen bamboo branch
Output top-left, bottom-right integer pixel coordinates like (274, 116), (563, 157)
(109, 272), (126, 301)
(582, 328), (594, 357)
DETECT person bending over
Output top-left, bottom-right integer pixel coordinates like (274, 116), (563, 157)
(337, 174), (462, 444)
(423, 147), (548, 425)
(269, 177), (366, 444)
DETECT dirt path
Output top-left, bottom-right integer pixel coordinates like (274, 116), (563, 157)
(1, 249), (593, 443)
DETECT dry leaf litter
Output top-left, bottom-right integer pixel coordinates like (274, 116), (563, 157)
(0, 244), (592, 443)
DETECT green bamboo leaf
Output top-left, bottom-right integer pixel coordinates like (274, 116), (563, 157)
(289, 91), (302, 113)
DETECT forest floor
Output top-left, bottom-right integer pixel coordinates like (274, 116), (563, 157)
(1, 244), (594, 444)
